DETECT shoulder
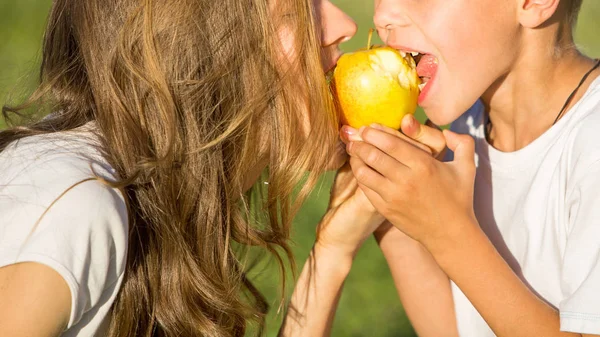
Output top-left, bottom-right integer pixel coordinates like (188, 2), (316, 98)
(563, 79), (600, 171)
(0, 129), (129, 328)
(0, 126), (118, 184)
(0, 129), (127, 241)
(0, 127), (128, 258)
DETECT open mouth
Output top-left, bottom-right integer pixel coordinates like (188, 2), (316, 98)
(398, 50), (439, 99)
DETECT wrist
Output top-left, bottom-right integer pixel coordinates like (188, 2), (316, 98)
(423, 215), (484, 263)
(316, 202), (384, 261)
(312, 241), (354, 276)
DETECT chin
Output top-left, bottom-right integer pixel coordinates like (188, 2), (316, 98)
(424, 99), (473, 126)
(423, 109), (455, 126)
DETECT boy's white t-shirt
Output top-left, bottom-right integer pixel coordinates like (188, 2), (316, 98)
(447, 76), (600, 336)
(0, 126), (128, 336)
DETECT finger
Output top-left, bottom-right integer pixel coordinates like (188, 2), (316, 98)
(347, 140), (408, 179)
(340, 125), (363, 145)
(348, 155), (389, 193)
(358, 126), (429, 168)
(357, 181), (388, 213)
(443, 130), (475, 166)
(368, 123), (432, 155)
(401, 115), (446, 158)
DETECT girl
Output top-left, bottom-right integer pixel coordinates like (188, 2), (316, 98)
(344, 0), (600, 336)
(0, 0), (384, 336)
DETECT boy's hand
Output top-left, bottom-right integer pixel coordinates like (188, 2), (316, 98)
(341, 115), (446, 160)
(346, 125), (478, 252)
(341, 115), (447, 242)
(399, 115), (447, 160)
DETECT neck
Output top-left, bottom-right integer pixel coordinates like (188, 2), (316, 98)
(482, 32), (598, 152)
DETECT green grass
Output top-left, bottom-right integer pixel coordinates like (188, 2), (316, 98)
(247, 171), (416, 336)
(1, 1), (600, 336)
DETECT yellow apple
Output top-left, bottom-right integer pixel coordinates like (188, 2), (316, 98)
(332, 30), (420, 130)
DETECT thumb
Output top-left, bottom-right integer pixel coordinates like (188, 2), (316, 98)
(443, 129), (475, 164)
(401, 115), (446, 157)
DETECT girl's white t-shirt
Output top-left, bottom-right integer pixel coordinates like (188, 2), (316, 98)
(0, 127), (128, 336)
(447, 76), (600, 336)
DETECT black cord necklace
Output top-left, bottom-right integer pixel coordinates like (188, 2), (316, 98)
(486, 59), (600, 141)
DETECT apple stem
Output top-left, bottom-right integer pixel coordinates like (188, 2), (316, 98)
(367, 28), (374, 50)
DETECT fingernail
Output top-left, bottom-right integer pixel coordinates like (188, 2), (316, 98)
(403, 115), (418, 133)
(341, 126), (362, 142)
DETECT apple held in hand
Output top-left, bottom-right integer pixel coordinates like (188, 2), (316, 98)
(332, 29), (421, 130)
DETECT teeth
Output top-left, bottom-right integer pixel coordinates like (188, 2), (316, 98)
(418, 83), (426, 91)
(399, 51), (406, 57)
(411, 52), (419, 56)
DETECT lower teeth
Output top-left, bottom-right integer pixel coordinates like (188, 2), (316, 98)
(418, 83), (426, 90)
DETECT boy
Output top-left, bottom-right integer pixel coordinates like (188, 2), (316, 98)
(343, 0), (600, 336)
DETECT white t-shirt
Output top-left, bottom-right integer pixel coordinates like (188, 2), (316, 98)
(0, 126), (128, 336)
(446, 76), (600, 336)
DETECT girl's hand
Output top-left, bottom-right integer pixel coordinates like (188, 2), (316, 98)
(315, 160), (385, 259)
(314, 122), (435, 259)
(346, 125), (477, 253)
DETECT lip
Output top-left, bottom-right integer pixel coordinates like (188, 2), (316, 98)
(418, 69), (438, 105)
(390, 45), (429, 56)
(324, 52), (343, 74)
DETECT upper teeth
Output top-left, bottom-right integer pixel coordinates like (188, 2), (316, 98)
(411, 52), (419, 56)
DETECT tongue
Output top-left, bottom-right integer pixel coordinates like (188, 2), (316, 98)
(416, 54), (438, 78)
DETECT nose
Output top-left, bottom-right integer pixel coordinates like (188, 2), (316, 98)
(319, 0), (357, 47)
(373, 0), (410, 42)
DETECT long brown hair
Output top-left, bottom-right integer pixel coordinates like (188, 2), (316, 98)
(1, 0), (338, 335)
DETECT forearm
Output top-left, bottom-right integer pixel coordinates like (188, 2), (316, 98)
(429, 221), (582, 337)
(279, 243), (352, 337)
(377, 227), (458, 337)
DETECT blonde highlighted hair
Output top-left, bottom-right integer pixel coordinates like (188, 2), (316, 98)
(1, 0), (338, 336)
(567, 0), (583, 28)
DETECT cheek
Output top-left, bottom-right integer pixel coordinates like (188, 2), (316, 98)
(277, 30), (312, 139)
(278, 26), (298, 63)
(426, 1), (518, 122)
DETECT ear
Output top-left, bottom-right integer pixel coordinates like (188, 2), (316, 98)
(517, 0), (561, 28)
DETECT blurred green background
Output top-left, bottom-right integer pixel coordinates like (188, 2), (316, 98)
(1, 1), (599, 336)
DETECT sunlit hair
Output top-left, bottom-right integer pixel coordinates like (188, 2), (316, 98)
(567, 0), (583, 28)
(1, 0), (338, 335)
(553, 0), (584, 56)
